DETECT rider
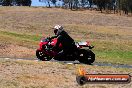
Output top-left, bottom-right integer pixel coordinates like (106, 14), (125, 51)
(50, 25), (76, 60)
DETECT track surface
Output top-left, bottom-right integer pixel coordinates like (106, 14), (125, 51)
(1, 57), (132, 69)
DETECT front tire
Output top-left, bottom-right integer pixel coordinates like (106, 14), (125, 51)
(36, 50), (52, 61)
(78, 49), (95, 65)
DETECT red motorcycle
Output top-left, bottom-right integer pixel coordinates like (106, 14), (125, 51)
(36, 37), (95, 64)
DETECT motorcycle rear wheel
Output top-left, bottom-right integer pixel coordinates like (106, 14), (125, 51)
(78, 49), (95, 65)
(36, 50), (52, 61)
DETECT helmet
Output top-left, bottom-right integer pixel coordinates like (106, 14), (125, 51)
(53, 25), (63, 35)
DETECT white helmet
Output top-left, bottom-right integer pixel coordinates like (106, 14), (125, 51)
(54, 25), (63, 30)
(53, 25), (63, 35)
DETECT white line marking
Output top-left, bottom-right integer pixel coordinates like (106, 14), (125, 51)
(4, 58), (10, 60)
(17, 59), (23, 61)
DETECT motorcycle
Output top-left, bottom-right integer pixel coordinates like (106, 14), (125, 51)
(36, 37), (95, 64)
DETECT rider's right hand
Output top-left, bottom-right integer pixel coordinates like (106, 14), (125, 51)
(47, 37), (51, 41)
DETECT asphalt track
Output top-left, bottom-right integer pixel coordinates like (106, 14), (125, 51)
(1, 57), (132, 69)
(51, 60), (132, 69)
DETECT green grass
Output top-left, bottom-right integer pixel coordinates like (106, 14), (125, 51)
(0, 30), (132, 64)
(0, 30), (42, 48)
(0, 30), (42, 42)
(91, 40), (132, 64)
(95, 50), (132, 64)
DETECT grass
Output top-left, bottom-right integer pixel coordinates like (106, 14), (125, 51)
(0, 30), (41, 41)
(91, 40), (132, 64)
(0, 29), (132, 64)
(0, 7), (132, 65)
(0, 7), (132, 88)
(0, 30), (41, 48)
(95, 50), (132, 64)
(0, 59), (131, 88)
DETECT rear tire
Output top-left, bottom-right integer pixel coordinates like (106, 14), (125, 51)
(36, 50), (52, 61)
(78, 49), (95, 65)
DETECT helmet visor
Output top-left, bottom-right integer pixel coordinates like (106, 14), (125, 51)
(54, 29), (58, 35)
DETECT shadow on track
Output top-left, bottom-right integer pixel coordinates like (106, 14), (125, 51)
(50, 59), (132, 69)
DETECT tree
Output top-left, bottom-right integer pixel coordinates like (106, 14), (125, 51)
(2, 0), (32, 6)
(51, 0), (56, 7)
(2, 0), (12, 6)
(0, 0), (3, 5)
(128, 0), (132, 14)
(88, 0), (93, 8)
(81, 0), (86, 8)
(62, 0), (69, 9)
(47, 0), (51, 7)
(39, 0), (51, 8)
(21, 0), (32, 6)
(63, 0), (70, 8)
(69, 0), (73, 10)
(73, 0), (79, 10)
(116, 0), (131, 15)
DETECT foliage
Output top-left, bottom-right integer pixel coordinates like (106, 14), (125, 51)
(61, 0), (132, 14)
(2, 0), (32, 6)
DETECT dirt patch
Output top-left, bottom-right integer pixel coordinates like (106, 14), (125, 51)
(0, 44), (35, 59)
(0, 59), (131, 88)
(0, 7), (132, 34)
(0, 7), (131, 88)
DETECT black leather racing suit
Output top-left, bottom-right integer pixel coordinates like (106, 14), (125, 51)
(52, 30), (76, 60)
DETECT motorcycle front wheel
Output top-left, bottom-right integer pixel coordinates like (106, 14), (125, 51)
(36, 50), (52, 61)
